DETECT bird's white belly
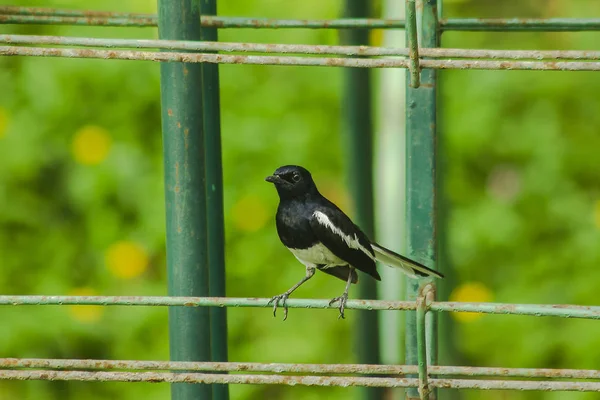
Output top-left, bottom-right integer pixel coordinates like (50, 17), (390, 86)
(289, 243), (345, 268)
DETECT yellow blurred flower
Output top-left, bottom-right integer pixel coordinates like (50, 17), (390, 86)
(231, 195), (269, 232)
(71, 125), (112, 165)
(449, 282), (494, 323)
(370, 29), (383, 47)
(68, 287), (104, 323)
(594, 200), (600, 229)
(0, 107), (8, 138)
(105, 241), (149, 279)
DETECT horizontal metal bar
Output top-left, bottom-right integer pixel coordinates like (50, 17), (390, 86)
(429, 302), (600, 319)
(2, 7), (600, 31)
(0, 44), (409, 67)
(1, 370), (599, 391)
(2, 46), (600, 71)
(3, 34), (600, 61)
(0, 369), (417, 387)
(442, 18), (600, 31)
(0, 6), (138, 17)
(0, 14), (156, 27)
(0, 12), (403, 29)
(1, 296), (599, 319)
(0, 295), (414, 310)
(0, 6), (148, 18)
(437, 380), (600, 391)
(2, 358), (599, 380)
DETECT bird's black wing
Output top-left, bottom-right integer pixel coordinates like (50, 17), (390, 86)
(318, 265), (359, 284)
(309, 206), (381, 281)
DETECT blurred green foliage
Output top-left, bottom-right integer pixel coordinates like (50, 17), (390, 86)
(1, 0), (600, 399)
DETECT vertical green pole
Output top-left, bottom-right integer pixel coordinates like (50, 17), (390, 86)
(405, 0), (440, 399)
(342, 2), (382, 400)
(158, 1), (212, 400)
(200, 1), (229, 400)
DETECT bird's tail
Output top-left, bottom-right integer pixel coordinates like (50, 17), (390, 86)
(371, 243), (444, 279)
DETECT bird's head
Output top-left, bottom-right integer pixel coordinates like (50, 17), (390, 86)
(265, 165), (318, 199)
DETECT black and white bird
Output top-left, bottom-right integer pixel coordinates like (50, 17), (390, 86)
(265, 165), (443, 320)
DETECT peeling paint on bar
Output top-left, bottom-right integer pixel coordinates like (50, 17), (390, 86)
(419, 59), (600, 71)
(434, 379), (600, 391)
(0, 6), (151, 18)
(2, 34), (600, 61)
(1, 46), (600, 71)
(1, 358), (600, 380)
(0, 295), (415, 311)
(0, 45), (410, 68)
(1, 370), (600, 391)
(2, 7), (600, 31)
(429, 302), (600, 319)
(0, 14), (156, 27)
(416, 295), (431, 399)
(0, 13), (405, 29)
(1, 296), (599, 319)
(442, 18), (600, 31)
(0, 370), (418, 387)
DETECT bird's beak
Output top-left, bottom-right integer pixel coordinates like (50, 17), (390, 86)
(265, 175), (282, 184)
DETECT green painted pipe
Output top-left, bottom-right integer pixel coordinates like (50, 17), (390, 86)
(158, 0), (212, 399)
(405, 0), (440, 399)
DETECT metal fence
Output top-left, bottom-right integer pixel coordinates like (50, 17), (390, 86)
(1, 2), (599, 400)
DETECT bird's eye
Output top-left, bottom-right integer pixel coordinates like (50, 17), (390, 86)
(292, 173), (301, 182)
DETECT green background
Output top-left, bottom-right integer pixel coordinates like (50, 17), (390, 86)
(1, 0), (599, 399)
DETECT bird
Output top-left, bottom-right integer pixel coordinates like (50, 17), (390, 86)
(265, 165), (443, 320)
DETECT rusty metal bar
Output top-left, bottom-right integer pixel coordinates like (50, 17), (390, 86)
(0, 13), (405, 29)
(2, 7), (600, 31)
(2, 46), (600, 71)
(1, 370), (600, 391)
(0, 6), (151, 17)
(1, 358), (600, 380)
(0, 370), (417, 387)
(405, 0), (420, 87)
(4, 34), (600, 61)
(0, 14), (156, 27)
(416, 293), (430, 399)
(0, 295), (415, 310)
(424, 286), (439, 399)
(430, 302), (600, 318)
(1, 296), (600, 319)
(441, 18), (600, 31)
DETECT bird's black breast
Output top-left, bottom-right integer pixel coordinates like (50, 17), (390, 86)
(275, 200), (318, 250)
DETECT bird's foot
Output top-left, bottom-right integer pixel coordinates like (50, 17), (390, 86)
(268, 292), (290, 321)
(329, 292), (349, 319)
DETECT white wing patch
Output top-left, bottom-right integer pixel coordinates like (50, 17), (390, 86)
(313, 211), (375, 261)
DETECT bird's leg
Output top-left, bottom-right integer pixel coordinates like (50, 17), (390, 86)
(268, 266), (315, 321)
(329, 267), (354, 319)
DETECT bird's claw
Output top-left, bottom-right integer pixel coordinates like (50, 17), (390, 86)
(268, 293), (290, 321)
(329, 293), (349, 319)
